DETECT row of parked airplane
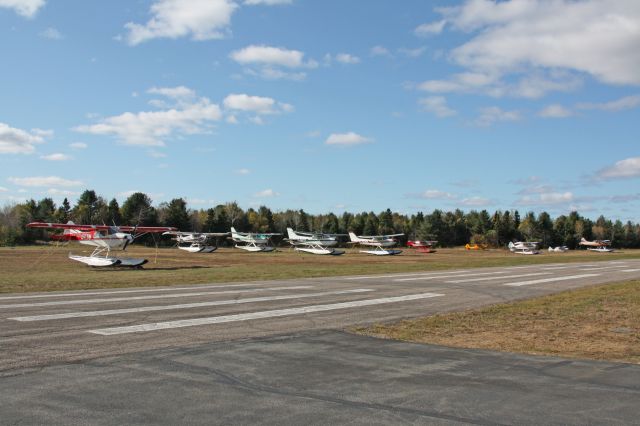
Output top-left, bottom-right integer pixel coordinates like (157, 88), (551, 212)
(25, 221), (612, 267)
(508, 238), (613, 255)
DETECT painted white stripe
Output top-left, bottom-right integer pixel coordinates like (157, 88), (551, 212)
(446, 272), (551, 284)
(9, 289), (375, 322)
(345, 271), (470, 280)
(621, 269), (640, 272)
(0, 286), (313, 309)
(89, 293), (445, 335)
(582, 265), (628, 271)
(505, 273), (600, 287)
(0, 283), (261, 301)
(394, 270), (511, 282)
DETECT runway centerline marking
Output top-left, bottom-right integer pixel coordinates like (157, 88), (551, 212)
(505, 274), (601, 287)
(345, 271), (471, 280)
(0, 286), (314, 309)
(0, 283), (264, 301)
(621, 269), (640, 272)
(394, 270), (512, 282)
(88, 292), (445, 335)
(9, 289), (375, 322)
(446, 272), (551, 284)
(581, 265), (628, 271)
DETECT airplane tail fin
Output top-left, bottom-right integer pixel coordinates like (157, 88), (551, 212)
(287, 228), (297, 240)
(348, 232), (359, 242)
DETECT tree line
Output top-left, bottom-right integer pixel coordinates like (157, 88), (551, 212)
(1, 190), (640, 249)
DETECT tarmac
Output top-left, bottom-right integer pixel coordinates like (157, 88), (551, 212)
(1, 259), (639, 424)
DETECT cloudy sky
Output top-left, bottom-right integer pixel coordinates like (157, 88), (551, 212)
(1, 0), (639, 220)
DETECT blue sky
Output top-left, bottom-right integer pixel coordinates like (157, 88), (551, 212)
(1, 0), (639, 221)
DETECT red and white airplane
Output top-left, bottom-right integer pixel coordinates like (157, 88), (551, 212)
(407, 240), (438, 253)
(348, 232), (404, 256)
(27, 221), (176, 267)
(579, 237), (613, 252)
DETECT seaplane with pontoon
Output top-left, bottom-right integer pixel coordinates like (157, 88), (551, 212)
(579, 238), (614, 252)
(162, 231), (230, 253)
(285, 228), (346, 255)
(548, 245), (569, 253)
(26, 221), (176, 267)
(348, 232), (404, 256)
(508, 241), (540, 255)
(230, 227), (280, 252)
(407, 239), (438, 253)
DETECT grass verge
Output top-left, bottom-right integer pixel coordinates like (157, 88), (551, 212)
(353, 280), (640, 364)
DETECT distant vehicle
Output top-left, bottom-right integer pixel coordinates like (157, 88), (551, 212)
(548, 246), (569, 253)
(230, 227), (281, 252)
(407, 240), (437, 253)
(27, 221), (176, 267)
(465, 243), (487, 250)
(348, 232), (403, 256)
(285, 228), (345, 255)
(579, 238), (614, 252)
(508, 241), (540, 255)
(163, 231), (230, 253)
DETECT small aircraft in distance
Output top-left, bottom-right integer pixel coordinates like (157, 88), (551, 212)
(548, 245), (569, 253)
(407, 240), (437, 253)
(465, 243), (487, 250)
(579, 237), (614, 252)
(162, 231), (230, 253)
(27, 221), (176, 267)
(348, 232), (404, 256)
(230, 227), (281, 252)
(285, 228), (346, 255)
(508, 241), (540, 255)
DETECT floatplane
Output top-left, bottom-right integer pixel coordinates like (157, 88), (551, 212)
(508, 241), (540, 255)
(548, 245), (569, 253)
(285, 228), (346, 255)
(27, 221), (176, 267)
(162, 231), (230, 253)
(579, 237), (614, 252)
(407, 240), (437, 253)
(230, 227), (281, 252)
(348, 232), (404, 255)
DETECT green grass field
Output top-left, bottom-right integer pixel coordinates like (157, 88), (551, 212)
(1, 244), (640, 293)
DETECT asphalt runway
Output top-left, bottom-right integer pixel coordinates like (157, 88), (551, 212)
(1, 259), (640, 424)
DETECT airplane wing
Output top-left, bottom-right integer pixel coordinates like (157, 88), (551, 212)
(118, 226), (177, 233)
(162, 231), (229, 236)
(27, 222), (112, 231)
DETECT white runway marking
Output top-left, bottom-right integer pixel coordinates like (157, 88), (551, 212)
(394, 270), (511, 282)
(621, 269), (640, 272)
(0, 283), (262, 301)
(345, 271), (470, 280)
(446, 272), (551, 284)
(505, 274), (600, 287)
(9, 289), (375, 322)
(0, 286), (314, 309)
(88, 292), (445, 335)
(582, 265), (628, 271)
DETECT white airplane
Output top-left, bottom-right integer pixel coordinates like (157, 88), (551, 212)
(579, 238), (614, 252)
(285, 228), (345, 255)
(508, 241), (540, 255)
(27, 221), (176, 267)
(230, 227), (281, 252)
(163, 231), (230, 253)
(548, 245), (569, 253)
(348, 232), (404, 256)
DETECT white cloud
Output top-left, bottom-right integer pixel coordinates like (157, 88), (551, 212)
(69, 142), (87, 149)
(460, 196), (491, 207)
(244, 0), (291, 5)
(124, 0), (238, 45)
(518, 192), (574, 206)
(425, 0), (640, 97)
(419, 190), (456, 200)
(419, 96), (457, 117)
(74, 88), (222, 146)
(398, 47), (426, 58)
(325, 132), (372, 146)
(414, 20), (446, 36)
(226, 115), (238, 124)
(39, 27), (63, 40)
(472, 106), (520, 127)
(577, 94), (640, 112)
(0, 123), (50, 154)
(596, 157), (640, 180)
(148, 150), (167, 158)
(0, 0), (45, 18)
(231, 45), (317, 80)
(334, 53), (360, 64)
(148, 85), (195, 99)
(370, 45), (391, 57)
(8, 176), (83, 187)
(538, 104), (573, 118)
(223, 93), (293, 115)
(234, 168), (250, 175)
(40, 153), (71, 161)
(46, 188), (78, 196)
(254, 188), (279, 198)
(0, 186), (7, 192)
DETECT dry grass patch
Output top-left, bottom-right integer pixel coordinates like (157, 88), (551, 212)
(354, 280), (640, 364)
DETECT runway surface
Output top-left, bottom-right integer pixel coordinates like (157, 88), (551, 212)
(2, 259), (640, 371)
